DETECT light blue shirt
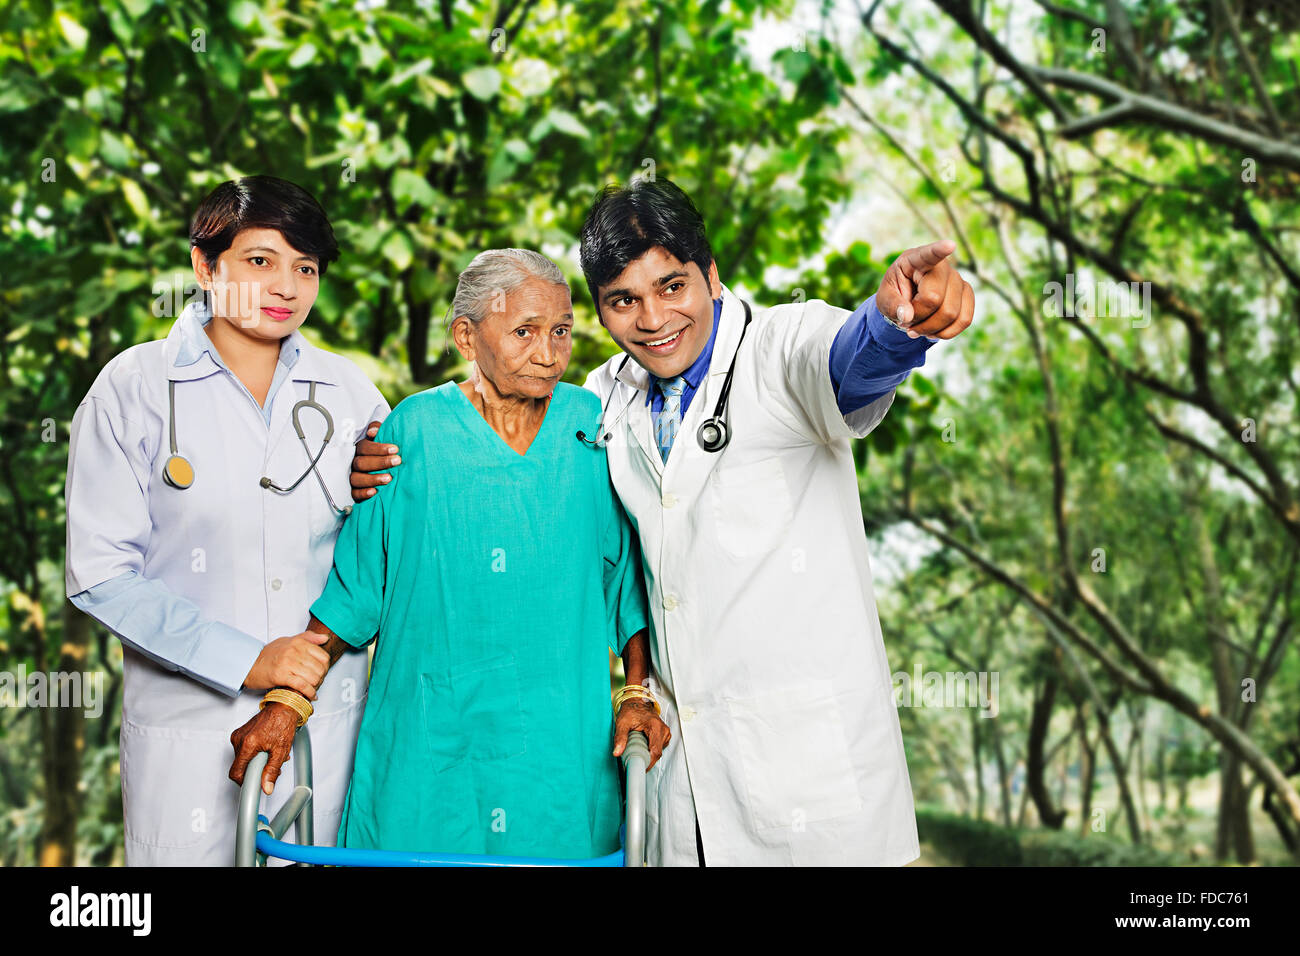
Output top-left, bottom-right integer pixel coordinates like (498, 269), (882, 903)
(175, 300), (302, 426)
(70, 303), (309, 696)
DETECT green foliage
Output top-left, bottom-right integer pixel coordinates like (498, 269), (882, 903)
(918, 808), (1189, 866)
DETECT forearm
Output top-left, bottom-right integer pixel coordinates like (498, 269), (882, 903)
(71, 570), (263, 697)
(828, 294), (934, 413)
(620, 628), (651, 686)
(299, 615), (359, 690)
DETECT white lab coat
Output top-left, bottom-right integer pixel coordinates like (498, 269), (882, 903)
(65, 304), (388, 866)
(584, 285), (920, 866)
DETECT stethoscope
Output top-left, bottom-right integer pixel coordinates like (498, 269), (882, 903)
(578, 298), (752, 453)
(162, 378), (352, 516)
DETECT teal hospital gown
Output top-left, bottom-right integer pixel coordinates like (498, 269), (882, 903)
(310, 380), (649, 860)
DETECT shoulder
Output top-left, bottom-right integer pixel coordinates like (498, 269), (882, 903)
(581, 352), (628, 395)
(754, 298), (849, 336)
(555, 381), (600, 418)
(381, 382), (454, 437)
(79, 340), (168, 425)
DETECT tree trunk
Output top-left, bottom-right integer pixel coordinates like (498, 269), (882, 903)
(38, 600), (90, 866)
(1027, 671), (1068, 828)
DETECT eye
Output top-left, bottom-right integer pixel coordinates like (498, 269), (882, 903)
(664, 281), (684, 295)
(616, 296), (635, 308)
(514, 327), (530, 338)
(554, 327), (570, 338)
(298, 264), (317, 276)
(249, 256), (269, 267)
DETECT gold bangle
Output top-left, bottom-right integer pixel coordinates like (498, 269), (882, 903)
(261, 688), (313, 727)
(613, 685), (661, 715)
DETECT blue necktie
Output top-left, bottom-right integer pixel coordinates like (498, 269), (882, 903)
(655, 376), (686, 463)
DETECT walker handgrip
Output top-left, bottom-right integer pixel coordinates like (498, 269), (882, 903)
(233, 725), (315, 867)
(621, 730), (650, 867)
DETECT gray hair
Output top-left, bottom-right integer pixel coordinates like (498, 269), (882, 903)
(449, 248), (568, 328)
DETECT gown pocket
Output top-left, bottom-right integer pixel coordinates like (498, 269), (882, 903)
(421, 653), (528, 774)
(724, 680), (864, 832)
(120, 720), (230, 851)
(710, 458), (794, 557)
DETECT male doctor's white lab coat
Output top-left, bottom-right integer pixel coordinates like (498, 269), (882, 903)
(65, 304), (388, 865)
(584, 285), (920, 866)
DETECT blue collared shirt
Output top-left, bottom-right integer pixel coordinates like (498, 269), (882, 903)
(647, 293), (933, 419)
(646, 297), (724, 417)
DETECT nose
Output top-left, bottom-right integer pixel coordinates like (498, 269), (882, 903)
(636, 297), (669, 333)
(534, 332), (559, 367)
(264, 264), (298, 300)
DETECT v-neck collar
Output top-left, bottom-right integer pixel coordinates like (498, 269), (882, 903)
(447, 380), (559, 460)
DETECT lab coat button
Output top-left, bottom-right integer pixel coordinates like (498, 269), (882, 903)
(270, 578), (282, 591)
(680, 706), (696, 722)
(663, 593), (678, 611)
(662, 493), (677, 508)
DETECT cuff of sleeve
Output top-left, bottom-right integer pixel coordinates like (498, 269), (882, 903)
(310, 595), (375, 649)
(612, 617), (647, 657)
(868, 299), (940, 353)
(189, 622), (265, 697)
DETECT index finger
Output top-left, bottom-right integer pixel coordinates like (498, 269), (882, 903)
(895, 239), (957, 280)
(356, 438), (398, 458)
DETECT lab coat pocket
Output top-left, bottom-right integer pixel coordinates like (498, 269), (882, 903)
(120, 719), (229, 850)
(724, 681), (863, 831)
(421, 653), (528, 774)
(710, 458), (794, 557)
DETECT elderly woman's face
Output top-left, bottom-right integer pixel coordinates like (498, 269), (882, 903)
(461, 278), (574, 400)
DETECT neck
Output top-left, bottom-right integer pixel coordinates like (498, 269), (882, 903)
(203, 312), (282, 375)
(462, 371), (549, 438)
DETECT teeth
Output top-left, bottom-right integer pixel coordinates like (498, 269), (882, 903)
(648, 330), (681, 347)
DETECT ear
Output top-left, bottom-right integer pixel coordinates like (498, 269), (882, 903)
(191, 247), (213, 289)
(706, 258), (721, 299)
(450, 316), (476, 363)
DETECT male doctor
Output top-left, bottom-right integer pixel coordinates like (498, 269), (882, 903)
(352, 178), (974, 865)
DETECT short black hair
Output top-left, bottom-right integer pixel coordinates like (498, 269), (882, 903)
(189, 175), (340, 276)
(578, 178), (713, 318)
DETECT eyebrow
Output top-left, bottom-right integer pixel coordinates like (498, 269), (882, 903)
(239, 245), (318, 264)
(602, 270), (689, 304)
(512, 313), (575, 326)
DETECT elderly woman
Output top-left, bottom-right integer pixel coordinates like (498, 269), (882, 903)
(229, 249), (670, 859)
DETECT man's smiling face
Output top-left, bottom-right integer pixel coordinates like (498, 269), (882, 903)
(596, 246), (723, 380)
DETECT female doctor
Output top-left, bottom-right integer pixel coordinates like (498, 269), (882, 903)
(64, 176), (389, 866)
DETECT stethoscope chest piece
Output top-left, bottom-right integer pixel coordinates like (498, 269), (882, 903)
(697, 418), (729, 453)
(162, 453), (195, 490)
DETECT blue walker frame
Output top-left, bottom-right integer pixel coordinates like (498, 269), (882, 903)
(235, 727), (650, 867)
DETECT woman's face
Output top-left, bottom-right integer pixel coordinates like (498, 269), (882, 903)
(455, 277), (574, 401)
(191, 227), (320, 341)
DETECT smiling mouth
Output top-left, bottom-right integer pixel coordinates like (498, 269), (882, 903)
(642, 329), (684, 349)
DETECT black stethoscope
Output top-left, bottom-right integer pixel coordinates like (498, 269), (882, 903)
(162, 378), (352, 516)
(578, 299), (752, 454)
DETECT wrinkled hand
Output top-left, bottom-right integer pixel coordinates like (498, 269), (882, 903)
(243, 631), (329, 701)
(229, 702), (298, 796)
(875, 239), (975, 341)
(351, 421), (400, 503)
(613, 699), (672, 771)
